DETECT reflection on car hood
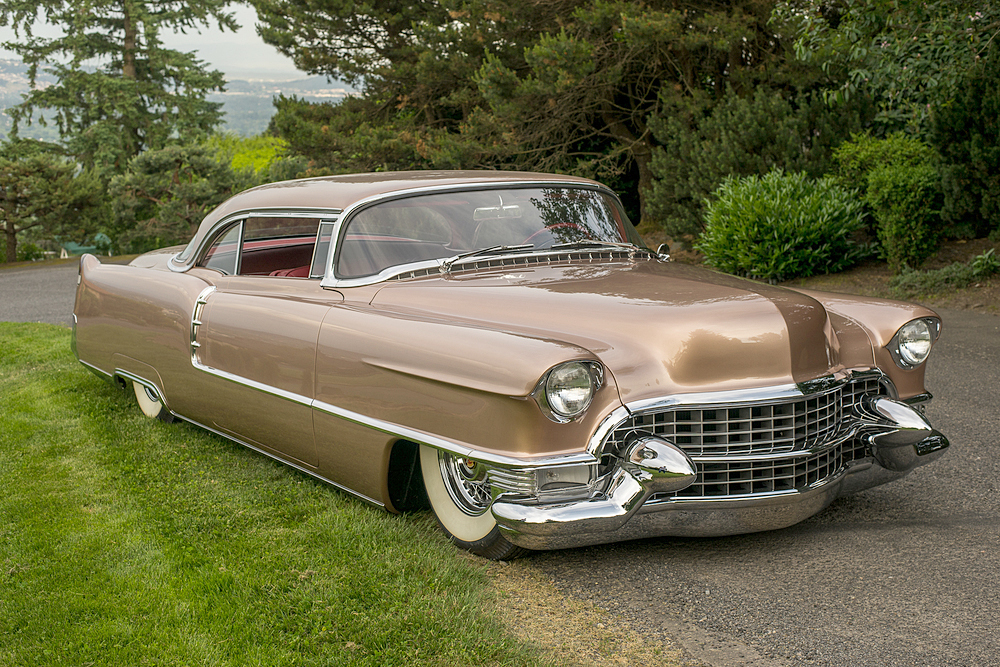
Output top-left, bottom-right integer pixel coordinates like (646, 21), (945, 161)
(370, 259), (845, 404)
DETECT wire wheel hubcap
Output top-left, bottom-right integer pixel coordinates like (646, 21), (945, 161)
(438, 452), (492, 516)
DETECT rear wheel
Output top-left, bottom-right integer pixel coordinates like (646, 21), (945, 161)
(419, 445), (527, 560)
(132, 381), (175, 423)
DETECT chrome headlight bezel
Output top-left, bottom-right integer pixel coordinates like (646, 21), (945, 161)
(889, 317), (940, 369)
(532, 360), (604, 423)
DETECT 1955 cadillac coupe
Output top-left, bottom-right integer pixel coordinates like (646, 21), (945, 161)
(73, 171), (949, 559)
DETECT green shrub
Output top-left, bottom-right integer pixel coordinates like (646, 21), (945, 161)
(647, 89), (872, 238)
(832, 132), (937, 198)
(865, 163), (943, 272)
(832, 132), (943, 270)
(697, 170), (866, 282)
(15, 242), (44, 262)
(890, 248), (1000, 298)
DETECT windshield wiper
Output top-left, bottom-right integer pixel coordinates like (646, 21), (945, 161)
(549, 240), (648, 254)
(439, 244), (535, 274)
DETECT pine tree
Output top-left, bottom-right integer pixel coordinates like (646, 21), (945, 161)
(0, 141), (103, 263)
(1, 0), (237, 174)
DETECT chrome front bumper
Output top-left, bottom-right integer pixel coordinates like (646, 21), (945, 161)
(492, 397), (949, 551)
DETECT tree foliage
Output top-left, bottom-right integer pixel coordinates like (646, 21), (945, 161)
(0, 141), (103, 263)
(253, 0), (818, 224)
(109, 144), (241, 253)
(647, 88), (870, 237)
(929, 44), (1000, 238)
(0, 0), (237, 173)
(780, 0), (1000, 134)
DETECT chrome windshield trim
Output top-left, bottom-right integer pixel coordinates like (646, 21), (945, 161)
(325, 246), (648, 288)
(319, 179), (624, 289)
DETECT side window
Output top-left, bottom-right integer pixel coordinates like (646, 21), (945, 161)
(197, 222), (242, 275)
(239, 217), (322, 277)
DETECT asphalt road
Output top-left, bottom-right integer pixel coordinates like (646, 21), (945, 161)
(0, 260), (80, 326)
(3, 261), (998, 666)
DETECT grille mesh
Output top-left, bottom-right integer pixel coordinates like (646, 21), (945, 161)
(607, 376), (889, 501)
(665, 445), (843, 500)
(608, 378), (886, 458)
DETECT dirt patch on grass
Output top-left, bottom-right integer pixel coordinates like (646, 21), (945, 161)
(780, 237), (1000, 315)
(487, 559), (698, 666)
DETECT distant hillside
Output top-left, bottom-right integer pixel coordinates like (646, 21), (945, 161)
(210, 77), (353, 136)
(0, 58), (353, 140)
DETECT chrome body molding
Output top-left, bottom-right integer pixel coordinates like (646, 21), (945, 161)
(309, 399), (598, 470)
(190, 286), (216, 361)
(114, 369), (163, 400)
(182, 338), (601, 470)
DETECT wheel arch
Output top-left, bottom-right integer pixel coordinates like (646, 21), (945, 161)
(386, 439), (431, 513)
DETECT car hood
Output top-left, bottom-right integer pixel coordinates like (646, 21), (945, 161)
(370, 259), (850, 404)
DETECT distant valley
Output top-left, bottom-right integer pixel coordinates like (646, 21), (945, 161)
(0, 58), (353, 140)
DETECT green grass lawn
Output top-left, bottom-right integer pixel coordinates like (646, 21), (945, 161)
(0, 323), (547, 667)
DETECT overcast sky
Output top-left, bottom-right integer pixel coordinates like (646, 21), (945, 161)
(0, 4), (309, 81)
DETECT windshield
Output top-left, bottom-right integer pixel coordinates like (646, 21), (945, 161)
(336, 186), (641, 279)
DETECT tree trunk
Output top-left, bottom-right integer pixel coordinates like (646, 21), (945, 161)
(632, 142), (655, 228)
(121, 1), (142, 158)
(602, 111), (656, 226)
(4, 222), (18, 264)
(123, 2), (137, 80)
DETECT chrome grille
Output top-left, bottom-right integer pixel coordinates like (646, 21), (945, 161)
(841, 377), (886, 463)
(655, 445), (843, 501)
(606, 376), (890, 502)
(607, 378), (887, 458)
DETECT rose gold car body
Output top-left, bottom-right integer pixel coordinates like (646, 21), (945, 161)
(73, 171), (949, 554)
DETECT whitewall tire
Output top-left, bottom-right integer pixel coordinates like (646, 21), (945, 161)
(132, 381), (175, 423)
(419, 444), (526, 560)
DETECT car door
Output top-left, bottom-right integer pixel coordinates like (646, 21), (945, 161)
(189, 215), (340, 468)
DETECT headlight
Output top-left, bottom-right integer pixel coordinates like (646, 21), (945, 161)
(535, 361), (603, 421)
(891, 318), (939, 368)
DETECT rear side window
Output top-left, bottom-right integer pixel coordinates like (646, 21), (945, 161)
(197, 222), (242, 275)
(195, 217), (329, 277)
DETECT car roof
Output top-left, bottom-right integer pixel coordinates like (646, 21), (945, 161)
(174, 170), (608, 269)
(206, 170), (601, 223)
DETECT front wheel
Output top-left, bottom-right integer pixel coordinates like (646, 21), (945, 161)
(419, 445), (527, 560)
(132, 381), (175, 423)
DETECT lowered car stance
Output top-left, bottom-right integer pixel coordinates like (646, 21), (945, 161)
(73, 171), (949, 559)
